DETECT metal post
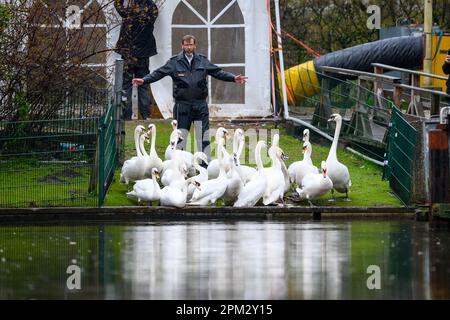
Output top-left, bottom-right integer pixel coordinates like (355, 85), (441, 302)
(423, 0), (433, 87)
(113, 59), (125, 164)
(274, 0), (289, 118)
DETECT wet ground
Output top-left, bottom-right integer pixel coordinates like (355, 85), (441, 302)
(0, 219), (448, 299)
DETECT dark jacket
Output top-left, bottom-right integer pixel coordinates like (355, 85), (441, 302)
(143, 52), (236, 102)
(443, 61), (450, 95)
(114, 0), (158, 59)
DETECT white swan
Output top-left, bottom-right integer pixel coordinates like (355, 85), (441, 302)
(278, 147), (290, 193)
(288, 129), (315, 183)
(296, 161), (333, 200)
(262, 135), (286, 205)
(234, 141), (268, 207)
(207, 127), (230, 179)
(189, 138), (229, 206)
(126, 168), (161, 203)
(161, 129), (188, 188)
(119, 129), (148, 185)
(160, 177), (199, 208)
(222, 155), (244, 205)
(187, 152), (209, 201)
(143, 124), (164, 177)
(291, 141), (319, 187)
(164, 121), (195, 169)
(325, 114), (352, 199)
(233, 128), (256, 185)
(164, 119), (178, 160)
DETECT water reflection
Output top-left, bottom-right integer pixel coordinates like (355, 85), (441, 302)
(0, 220), (448, 299)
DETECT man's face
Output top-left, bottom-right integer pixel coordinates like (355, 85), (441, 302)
(182, 39), (196, 56)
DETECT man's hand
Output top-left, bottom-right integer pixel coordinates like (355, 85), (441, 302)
(445, 55), (450, 64)
(133, 78), (144, 86)
(234, 74), (248, 85)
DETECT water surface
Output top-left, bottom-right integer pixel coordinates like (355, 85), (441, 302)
(0, 219), (448, 299)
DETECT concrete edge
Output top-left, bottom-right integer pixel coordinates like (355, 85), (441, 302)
(0, 206), (416, 222)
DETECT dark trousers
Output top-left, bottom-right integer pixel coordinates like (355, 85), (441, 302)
(173, 101), (211, 161)
(123, 57), (151, 119)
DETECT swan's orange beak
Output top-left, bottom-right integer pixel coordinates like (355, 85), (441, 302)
(322, 169), (327, 178)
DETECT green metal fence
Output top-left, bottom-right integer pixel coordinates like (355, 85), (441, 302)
(383, 106), (417, 205)
(0, 92), (119, 208)
(98, 100), (118, 206)
(282, 66), (395, 163)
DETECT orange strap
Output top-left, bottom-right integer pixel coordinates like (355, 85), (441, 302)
(269, 20), (321, 59)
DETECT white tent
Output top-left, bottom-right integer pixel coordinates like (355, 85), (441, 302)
(147, 0), (271, 119)
(16, 0), (272, 119)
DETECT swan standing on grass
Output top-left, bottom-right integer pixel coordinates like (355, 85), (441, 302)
(164, 120), (179, 160)
(160, 177), (199, 208)
(263, 135), (287, 206)
(207, 127), (230, 179)
(296, 161), (333, 201)
(233, 129), (256, 185)
(187, 152), (209, 201)
(222, 154), (244, 205)
(189, 138), (229, 206)
(119, 128), (148, 185)
(288, 129), (317, 183)
(163, 122), (194, 175)
(234, 141), (268, 207)
(326, 114), (352, 200)
(144, 124), (163, 176)
(292, 141), (319, 187)
(126, 168), (161, 204)
(161, 129), (188, 188)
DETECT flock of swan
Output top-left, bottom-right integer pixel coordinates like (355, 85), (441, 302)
(120, 114), (351, 208)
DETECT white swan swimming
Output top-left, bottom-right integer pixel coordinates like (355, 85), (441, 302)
(234, 141), (268, 207)
(126, 168), (161, 204)
(325, 114), (352, 200)
(296, 161), (333, 200)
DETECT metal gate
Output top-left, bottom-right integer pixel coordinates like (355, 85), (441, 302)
(383, 107), (417, 205)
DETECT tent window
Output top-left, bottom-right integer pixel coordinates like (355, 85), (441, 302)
(172, 0), (245, 104)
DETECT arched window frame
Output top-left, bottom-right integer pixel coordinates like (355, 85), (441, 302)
(171, 0), (245, 105)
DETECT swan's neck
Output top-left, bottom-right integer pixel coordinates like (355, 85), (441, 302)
(217, 142), (228, 178)
(304, 145), (312, 161)
(139, 135), (149, 157)
(150, 128), (157, 155)
(233, 133), (239, 155)
(255, 143), (264, 171)
(271, 152), (281, 170)
(236, 138), (244, 163)
(328, 119), (342, 160)
(152, 172), (161, 194)
(193, 154), (201, 172)
(135, 131), (143, 157)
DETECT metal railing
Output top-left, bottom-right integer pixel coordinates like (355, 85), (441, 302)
(372, 63), (450, 117)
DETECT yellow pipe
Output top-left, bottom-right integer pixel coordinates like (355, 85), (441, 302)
(282, 60), (320, 105)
